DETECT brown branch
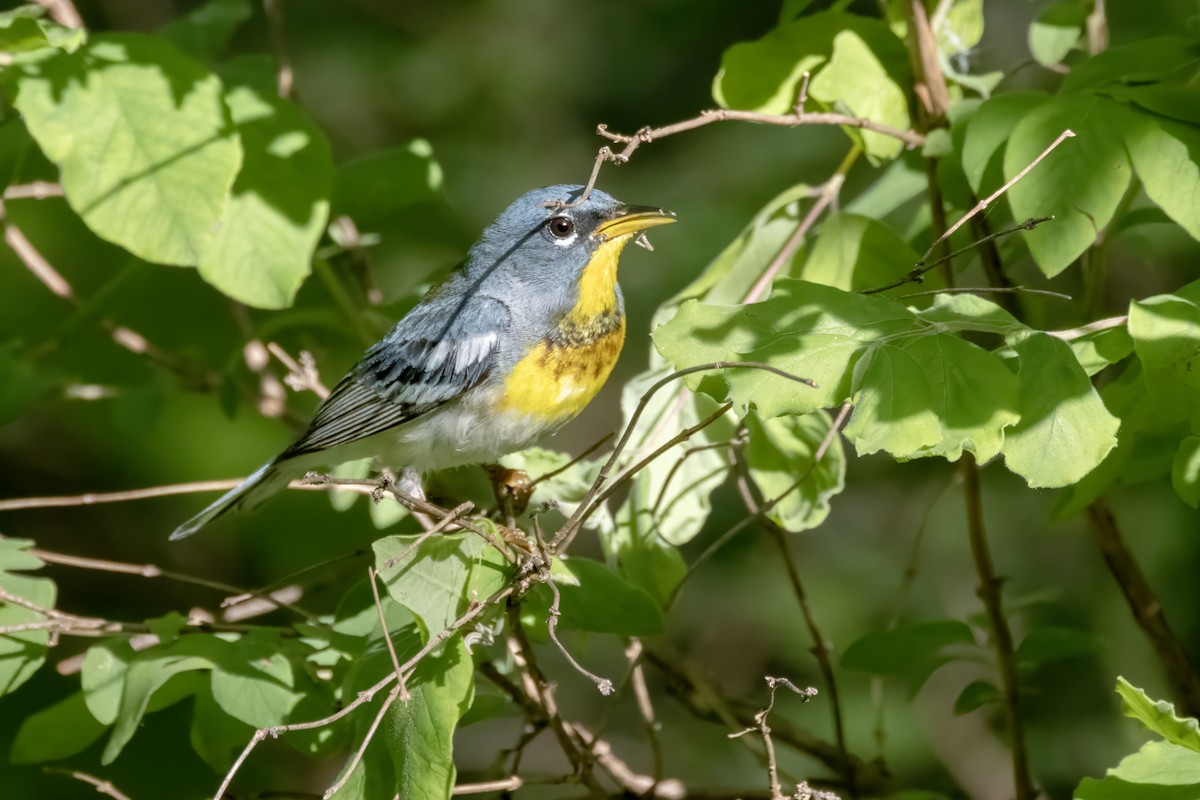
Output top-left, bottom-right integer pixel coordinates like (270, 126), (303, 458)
(729, 677), (819, 800)
(552, 362), (816, 552)
(1088, 499), (1200, 717)
(453, 777), (525, 795)
(546, 580), (613, 695)
(961, 455), (1035, 800)
(862, 217), (1054, 295)
(368, 566), (409, 701)
(262, 0), (293, 98)
(46, 768), (132, 800)
(553, 108), (924, 209)
(627, 638), (665, 786)
(34, 0), (82, 28)
(214, 586), (511, 799)
(4, 181), (65, 200)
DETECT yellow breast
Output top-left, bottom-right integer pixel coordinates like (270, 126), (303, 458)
(497, 316), (626, 423)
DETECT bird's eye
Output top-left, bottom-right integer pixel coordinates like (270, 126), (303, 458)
(548, 216), (575, 239)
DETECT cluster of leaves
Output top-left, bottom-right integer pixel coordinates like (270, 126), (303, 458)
(1, 0), (1200, 799)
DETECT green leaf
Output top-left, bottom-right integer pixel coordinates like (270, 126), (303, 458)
(159, 0), (252, 61)
(1069, 325), (1135, 377)
(808, 29), (911, 161)
(938, 0), (985, 53)
(1116, 677), (1200, 752)
(1028, 2), (1086, 67)
(1015, 625), (1097, 665)
(1125, 116), (1200, 243)
(1004, 94), (1132, 277)
(553, 557), (665, 636)
(953, 679), (1000, 715)
(0, 538), (55, 697)
(1129, 294), (1200, 427)
(1111, 741), (1200, 786)
(101, 636), (223, 764)
(1063, 37), (1200, 95)
(844, 342), (943, 456)
(960, 92), (1048, 195)
(743, 410), (845, 532)
(1003, 333), (1119, 488)
(82, 640), (135, 725)
(9, 691), (107, 763)
(799, 213), (919, 291)
(1075, 776), (1200, 799)
(714, 12), (907, 116)
(385, 638), (474, 800)
(210, 632), (303, 728)
(1172, 436), (1200, 508)
(333, 140), (443, 225)
(0, 8), (50, 55)
(197, 83), (332, 308)
(189, 684), (254, 772)
(374, 531), (509, 640)
(842, 620), (974, 674)
(13, 33), (241, 266)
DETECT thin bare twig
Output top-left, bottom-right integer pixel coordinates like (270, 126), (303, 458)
(898, 285), (1072, 301)
(961, 455), (1035, 800)
(1047, 315), (1127, 341)
(553, 108), (923, 209)
(862, 217), (1054, 295)
(214, 586), (511, 799)
(552, 362), (816, 552)
(545, 580), (613, 695)
(730, 677), (819, 800)
(368, 566), (409, 702)
(322, 683), (403, 799)
(4, 181), (65, 200)
(452, 777), (525, 795)
(627, 638), (665, 786)
(924, 129), (1075, 265)
(528, 433), (614, 489)
(262, 0), (293, 98)
(268, 343), (329, 399)
(46, 768), (132, 800)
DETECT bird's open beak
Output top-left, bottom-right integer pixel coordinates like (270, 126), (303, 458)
(591, 205), (677, 241)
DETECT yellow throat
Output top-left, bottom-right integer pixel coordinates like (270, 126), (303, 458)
(497, 234), (634, 422)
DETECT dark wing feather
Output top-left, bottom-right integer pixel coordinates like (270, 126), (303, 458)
(283, 294), (511, 458)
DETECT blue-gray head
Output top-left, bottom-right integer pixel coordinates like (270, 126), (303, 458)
(463, 185), (676, 292)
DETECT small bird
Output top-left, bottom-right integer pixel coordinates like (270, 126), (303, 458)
(171, 185), (675, 540)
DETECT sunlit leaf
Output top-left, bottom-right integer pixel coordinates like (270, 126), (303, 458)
(1117, 677), (1200, 752)
(13, 34), (241, 266)
(0, 538), (55, 698)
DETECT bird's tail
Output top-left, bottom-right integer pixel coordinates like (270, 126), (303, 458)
(169, 460), (294, 541)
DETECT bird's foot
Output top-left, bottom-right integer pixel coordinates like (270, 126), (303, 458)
(483, 464), (534, 521)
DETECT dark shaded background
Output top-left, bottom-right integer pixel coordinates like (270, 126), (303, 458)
(2, 1), (1199, 798)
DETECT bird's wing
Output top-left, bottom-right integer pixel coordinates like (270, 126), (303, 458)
(282, 294), (511, 458)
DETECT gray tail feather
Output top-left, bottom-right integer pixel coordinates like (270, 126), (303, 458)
(169, 460), (293, 541)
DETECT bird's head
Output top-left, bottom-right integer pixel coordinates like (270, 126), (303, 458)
(464, 185), (676, 304)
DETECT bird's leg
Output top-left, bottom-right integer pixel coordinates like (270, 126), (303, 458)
(483, 464), (533, 528)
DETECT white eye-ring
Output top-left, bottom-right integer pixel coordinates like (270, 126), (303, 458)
(548, 216), (577, 246)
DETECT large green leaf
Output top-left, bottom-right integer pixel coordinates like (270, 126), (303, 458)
(210, 632), (303, 728)
(1062, 37), (1200, 95)
(713, 11), (907, 116)
(798, 212), (919, 291)
(1003, 333), (1119, 488)
(13, 33), (241, 266)
(1004, 94), (1132, 277)
(1129, 294), (1200, 428)
(1110, 741), (1200, 786)
(655, 281), (1020, 464)
(159, 0), (252, 61)
(1028, 1), (1085, 67)
(1117, 678), (1200, 752)
(197, 82), (332, 308)
(0, 538), (55, 698)
(807, 29), (911, 161)
(1125, 115), (1200, 243)
(189, 684), (254, 772)
(384, 638), (474, 800)
(101, 635), (224, 764)
(333, 140), (443, 224)
(9, 690), (107, 763)
(552, 557), (665, 636)
(960, 92), (1049, 195)
(374, 530), (509, 640)
(743, 410), (845, 532)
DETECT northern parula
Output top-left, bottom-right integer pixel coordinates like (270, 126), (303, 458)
(171, 185), (675, 540)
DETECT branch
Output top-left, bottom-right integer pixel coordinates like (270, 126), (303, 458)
(862, 217), (1054, 295)
(546, 580), (613, 695)
(552, 108), (924, 209)
(961, 455), (1036, 800)
(552, 362), (816, 551)
(214, 586), (511, 800)
(729, 677), (821, 800)
(46, 768), (132, 800)
(1088, 499), (1200, 717)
